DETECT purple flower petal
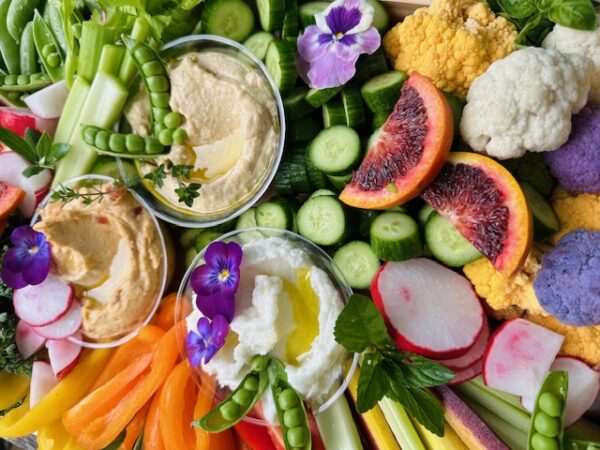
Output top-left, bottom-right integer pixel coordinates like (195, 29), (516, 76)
(304, 47), (361, 89)
(204, 241), (230, 268)
(190, 264), (219, 296)
(325, 6), (361, 35)
(353, 27), (381, 54)
(298, 26), (332, 62)
(315, 0), (374, 35)
(1, 266), (27, 289)
(185, 330), (206, 368)
(4, 247), (33, 272)
(197, 316), (212, 339)
(10, 225), (38, 247)
(196, 293), (235, 322)
(223, 242), (242, 269)
(210, 314), (229, 347)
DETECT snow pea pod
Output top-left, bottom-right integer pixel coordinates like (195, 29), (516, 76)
(269, 359), (311, 450)
(0, 72), (51, 91)
(43, 3), (67, 54)
(0, 0), (21, 74)
(20, 21), (39, 74)
(32, 11), (64, 82)
(81, 125), (166, 158)
(527, 370), (568, 450)
(7, 0), (41, 44)
(193, 355), (270, 433)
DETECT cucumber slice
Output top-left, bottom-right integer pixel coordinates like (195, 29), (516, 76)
(367, 127), (382, 149)
(306, 86), (341, 108)
(255, 197), (295, 230)
(287, 115), (321, 143)
(195, 231), (225, 252)
(443, 91), (465, 143)
(355, 48), (388, 80)
(185, 247), (199, 267)
(309, 188), (336, 199)
(306, 158), (328, 189)
(90, 156), (136, 181)
(322, 97), (347, 128)
(180, 229), (202, 249)
(370, 212), (422, 261)
(308, 125), (361, 175)
(274, 159), (294, 194)
(372, 111), (389, 129)
(265, 40), (297, 95)
(299, 1), (330, 27)
(297, 195), (348, 246)
(424, 212), (481, 267)
(201, 0), (255, 42)
(236, 207), (258, 229)
(281, 0), (299, 40)
(327, 172), (353, 191)
(284, 86), (314, 120)
(417, 204), (435, 227)
(341, 86), (366, 127)
(361, 70), (407, 114)
(333, 241), (381, 289)
(520, 182), (559, 240)
(288, 151), (312, 193)
(358, 209), (378, 238)
(257, 0), (285, 31)
(367, 0), (389, 32)
(243, 32), (275, 61)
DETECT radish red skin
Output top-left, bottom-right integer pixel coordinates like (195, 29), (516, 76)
(15, 320), (46, 359)
(13, 275), (74, 326)
(436, 320), (490, 371)
(47, 333), (82, 379)
(448, 360), (483, 385)
(31, 300), (82, 340)
(30, 361), (58, 409)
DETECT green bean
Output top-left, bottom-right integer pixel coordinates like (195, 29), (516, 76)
(95, 130), (110, 150)
(193, 355), (270, 433)
(32, 11), (64, 82)
(144, 137), (164, 155)
(527, 371), (567, 450)
(0, 0), (21, 74)
(20, 21), (38, 75)
(7, 0), (41, 44)
(173, 128), (188, 145)
(164, 112), (182, 130)
(126, 134), (145, 153)
(109, 133), (127, 153)
(81, 125), (166, 158)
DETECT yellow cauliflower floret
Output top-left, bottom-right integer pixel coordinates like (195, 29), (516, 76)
(382, 0), (516, 99)
(464, 190), (600, 365)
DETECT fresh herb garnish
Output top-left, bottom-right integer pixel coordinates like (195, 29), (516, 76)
(50, 181), (123, 206)
(0, 128), (70, 177)
(334, 294), (454, 436)
(143, 160), (199, 206)
(175, 181), (201, 207)
(144, 163), (168, 188)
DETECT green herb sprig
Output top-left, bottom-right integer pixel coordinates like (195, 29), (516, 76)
(0, 128), (70, 177)
(334, 295), (455, 436)
(143, 160), (200, 207)
(50, 181), (123, 206)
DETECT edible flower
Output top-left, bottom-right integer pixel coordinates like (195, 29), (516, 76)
(1, 226), (51, 289)
(297, 0), (381, 89)
(186, 315), (229, 366)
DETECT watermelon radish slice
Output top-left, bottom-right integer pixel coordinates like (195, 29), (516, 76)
(31, 299), (82, 339)
(13, 274), (73, 326)
(0, 151), (52, 217)
(15, 320), (46, 359)
(0, 107), (58, 138)
(436, 319), (490, 371)
(449, 360), (483, 385)
(47, 332), (82, 378)
(371, 258), (484, 359)
(482, 318), (564, 398)
(30, 361), (58, 408)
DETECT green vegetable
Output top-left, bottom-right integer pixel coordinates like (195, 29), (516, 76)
(0, 312), (32, 375)
(314, 394), (363, 450)
(527, 371), (568, 450)
(7, 0), (41, 44)
(33, 11), (65, 82)
(0, 72), (51, 92)
(0, 0), (21, 74)
(20, 22), (39, 75)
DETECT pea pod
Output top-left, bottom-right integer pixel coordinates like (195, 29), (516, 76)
(0, 0), (21, 74)
(43, 3), (67, 54)
(0, 90), (27, 107)
(527, 371), (568, 450)
(269, 359), (311, 450)
(7, 0), (41, 44)
(81, 125), (166, 159)
(32, 11), (64, 82)
(193, 355), (270, 433)
(0, 72), (51, 92)
(20, 21), (39, 74)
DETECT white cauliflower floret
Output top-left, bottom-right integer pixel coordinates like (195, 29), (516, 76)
(542, 14), (600, 104)
(460, 47), (592, 159)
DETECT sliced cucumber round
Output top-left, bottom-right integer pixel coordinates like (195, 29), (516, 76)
(341, 86), (366, 127)
(284, 86), (314, 120)
(298, 1), (330, 27)
(306, 86), (341, 108)
(361, 71), (407, 114)
(243, 32), (275, 61)
(195, 231), (225, 252)
(366, 0), (389, 32)
(308, 125), (361, 175)
(334, 241), (381, 289)
(201, 0), (255, 42)
(370, 212), (422, 261)
(257, 0), (285, 31)
(297, 195), (348, 246)
(326, 172), (353, 191)
(265, 39), (297, 95)
(520, 182), (559, 241)
(322, 97), (346, 128)
(255, 197), (295, 230)
(424, 212), (481, 267)
(309, 188), (336, 199)
(418, 204), (435, 227)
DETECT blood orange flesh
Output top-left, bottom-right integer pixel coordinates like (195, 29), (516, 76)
(340, 72), (453, 209)
(422, 152), (532, 275)
(0, 182), (25, 220)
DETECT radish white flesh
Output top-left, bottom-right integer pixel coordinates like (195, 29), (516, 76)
(483, 318), (564, 398)
(521, 395), (534, 413)
(15, 320), (46, 359)
(24, 81), (69, 119)
(31, 300), (82, 339)
(371, 258), (484, 359)
(449, 360), (483, 385)
(47, 332), (82, 378)
(13, 274), (73, 326)
(436, 319), (490, 371)
(0, 151), (51, 217)
(0, 107), (58, 137)
(551, 356), (600, 426)
(30, 361), (57, 408)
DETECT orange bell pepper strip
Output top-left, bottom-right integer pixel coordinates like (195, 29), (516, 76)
(152, 293), (179, 331)
(194, 371), (217, 450)
(66, 324), (181, 449)
(121, 402), (150, 450)
(144, 389), (166, 450)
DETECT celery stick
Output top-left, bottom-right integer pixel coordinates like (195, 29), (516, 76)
(453, 381), (530, 433)
(315, 394), (364, 450)
(53, 77), (91, 144)
(78, 22), (116, 81)
(53, 72), (128, 186)
(469, 376), (527, 411)
(379, 398), (426, 450)
(118, 17), (150, 86)
(98, 44), (125, 75)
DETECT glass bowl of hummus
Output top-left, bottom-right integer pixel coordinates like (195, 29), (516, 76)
(175, 228), (359, 425)
(31, 175), (169, 348)
(118, 35), (285, 228)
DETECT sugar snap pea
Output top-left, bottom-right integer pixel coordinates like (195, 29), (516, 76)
(0, 90), (27, 108)
(81, 125), (166, 159)
(0, 71), (50, 92)
(7, 0), (41, 44)
(20, 21), (39, 75)
(43, 3), (67, 54)
(33, 11), (64, 82)
(527, 371), (568, 450)
(193, 355), (270, 433)
(0, 0), (21, 74)
(269, 359), (311, 450)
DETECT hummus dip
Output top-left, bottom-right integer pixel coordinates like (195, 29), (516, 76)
(34, 183), (164, 341)
(187, 237), (346, 423)
(126, 50), (280, 215)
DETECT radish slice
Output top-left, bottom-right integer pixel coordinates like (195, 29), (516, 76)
(15, 320), (46, 359)
(483, 318), (564, 398)
(47, 332), (82, 378)
(449, 360), (483, 385)
(23, 81), (69, 119)
(13, 274), (73, 326)
(0, 107), (58, 138)
(371, 258), (484, 359)
(31, 300), (82, 339)
(0, 151), (52, 217)
(436, 319), (490, 371)
(30, 361), (57, 408)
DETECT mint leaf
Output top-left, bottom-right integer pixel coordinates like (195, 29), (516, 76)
(0, 128), (37, 162)
(388, 382), (445, 436)
(24, 128), (40, 151)
(22, 165), (45, 178)
(382, 352), (455, 388)
(334, 294), (389, 353)
(46, 143), (70, 164)
(356, 352), (389, 413)
(36, 133), (53, 160)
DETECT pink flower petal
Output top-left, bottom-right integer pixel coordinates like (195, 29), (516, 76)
(306, 49), (360, 89)
(298, 26), (330, 62)
(354, 27), (381, 55)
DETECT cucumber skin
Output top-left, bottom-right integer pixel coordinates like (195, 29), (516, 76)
(370, 214), (423, 262)
(297, 196), (351, 246)
(333, 241), (381, 289)
(424, 213), (481, 267)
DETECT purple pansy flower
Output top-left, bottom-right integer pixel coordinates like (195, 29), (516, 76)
(1, 225), (51, 289)
(186, 314), (229, 366)
(297, 0), (381, 89)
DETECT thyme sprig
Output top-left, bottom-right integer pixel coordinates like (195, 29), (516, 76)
(50, 181), (123, 206)
(143, 159), (201, 207)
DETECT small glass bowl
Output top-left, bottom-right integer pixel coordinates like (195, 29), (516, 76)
(175, 228), (359, 425)
(118, 35), (286, 229)
(31, 175), (168, 349)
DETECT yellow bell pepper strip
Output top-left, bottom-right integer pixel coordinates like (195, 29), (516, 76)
(37, 419), (79, 450)
(0, 349), (112, 438)
(121, 402), (150, 450)
(144, 389), (166, 450)
(65, 324), (181, 449)
(0, 398), (30, 434)
(0, 372), (29, 410)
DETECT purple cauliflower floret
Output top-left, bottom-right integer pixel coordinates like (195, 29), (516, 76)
(543, 105), (600, 194)
(534, 229), (600, 326)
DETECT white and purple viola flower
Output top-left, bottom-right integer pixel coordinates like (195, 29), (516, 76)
(297, 0), (381, 89)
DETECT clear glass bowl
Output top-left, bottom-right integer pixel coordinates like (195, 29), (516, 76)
(175, 228), (359, 425)
(118, 35), (286, 229)
(31, 175), (168, 349)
